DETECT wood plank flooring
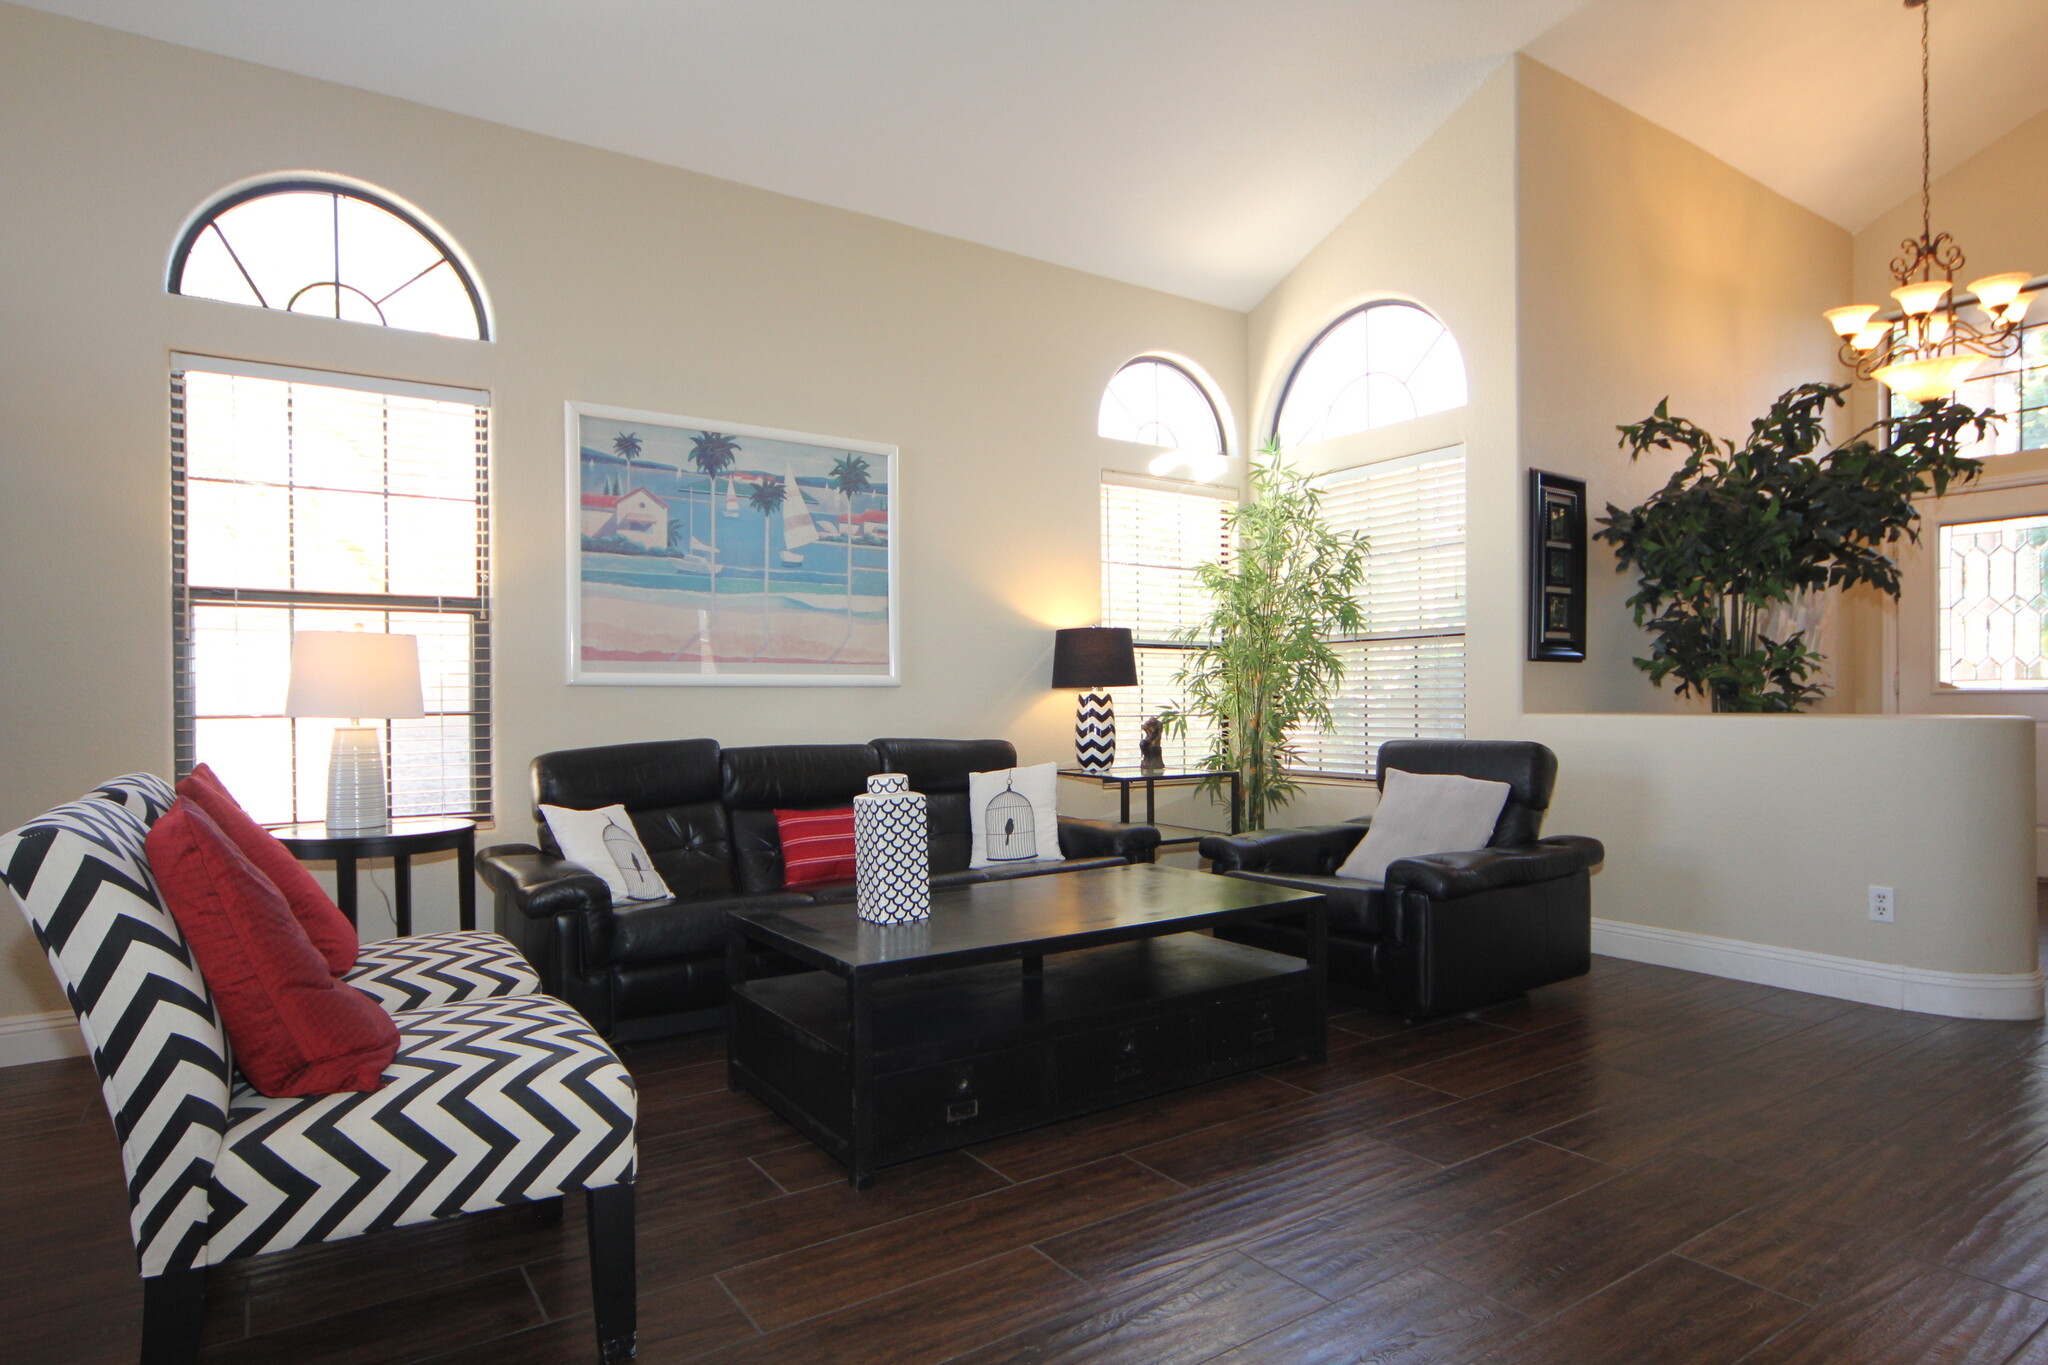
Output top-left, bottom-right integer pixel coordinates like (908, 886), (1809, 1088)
(12, 929), (2048, 1363)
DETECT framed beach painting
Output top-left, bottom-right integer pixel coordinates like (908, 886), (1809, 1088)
(566, 402), (899, 685)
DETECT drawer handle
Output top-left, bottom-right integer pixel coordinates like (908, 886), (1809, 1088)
(946, 1099), (979, 1123)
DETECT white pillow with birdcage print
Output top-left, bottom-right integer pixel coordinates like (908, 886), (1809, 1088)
(540, 803), (673, 903)
(968, 763), (1060, 869)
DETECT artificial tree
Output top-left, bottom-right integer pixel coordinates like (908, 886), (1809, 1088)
(1596, 381), (1988, 712)
(1160, 443), (1367, 829)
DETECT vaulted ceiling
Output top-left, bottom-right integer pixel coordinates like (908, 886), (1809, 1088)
(14, 0), (2048, 310)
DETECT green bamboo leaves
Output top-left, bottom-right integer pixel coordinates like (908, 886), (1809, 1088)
(1160, 443), (1367, 830)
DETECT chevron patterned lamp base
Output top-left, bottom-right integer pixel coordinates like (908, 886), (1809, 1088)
(1075, 691), (1115, 772)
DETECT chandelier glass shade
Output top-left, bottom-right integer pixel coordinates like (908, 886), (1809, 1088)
(1828, 0), (2037, 405)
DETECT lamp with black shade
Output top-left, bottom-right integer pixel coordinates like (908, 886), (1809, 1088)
(284, 630), (425, 833)
(1051, 627), (1137, 773)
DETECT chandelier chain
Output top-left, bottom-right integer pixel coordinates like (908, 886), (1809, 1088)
(1920, 0), (1932, 243)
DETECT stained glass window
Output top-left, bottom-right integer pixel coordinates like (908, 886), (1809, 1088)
(171, 181), (488, 340)
(1273, 302), (1466, 449)
(1939, 513), (2048, 690)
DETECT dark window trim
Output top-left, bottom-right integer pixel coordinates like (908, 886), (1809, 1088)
(169, 178), (491, 342)
(1268, 299), (1450, 445)
(1109, 355), (1230, 457)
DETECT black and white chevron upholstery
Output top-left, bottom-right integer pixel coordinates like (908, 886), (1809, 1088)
(1075, 689), (1115, 772)
(88, 772), (179, 824)
(346, 930), (542, 1012)
(212, 992), (635, 1260)
(2, 781), (641, 1364)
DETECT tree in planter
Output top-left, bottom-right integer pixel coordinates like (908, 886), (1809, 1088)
(1160, 443), (1367, 830)
(1596, 381), (1989, 712)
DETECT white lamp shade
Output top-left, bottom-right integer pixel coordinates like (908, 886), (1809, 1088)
(284, 631), (425, 719)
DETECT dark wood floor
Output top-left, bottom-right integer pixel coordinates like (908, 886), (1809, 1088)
(13, 930), (2048, 1364)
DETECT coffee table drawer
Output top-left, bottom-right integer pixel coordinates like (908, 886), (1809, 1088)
(873, 1046), (1046, 1154)
(1207, 986), (1317, 1053)
(1053, 1015), (1198, 1101)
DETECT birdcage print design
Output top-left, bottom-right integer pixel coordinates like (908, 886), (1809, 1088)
(984, 777), (1038, 861)
(602, 815), (664, 899)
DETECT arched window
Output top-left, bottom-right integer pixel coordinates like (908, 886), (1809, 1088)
(1272, 302), (1465, 449)
(1099, 357), (1227, 457)
(170, 179), (489, 340)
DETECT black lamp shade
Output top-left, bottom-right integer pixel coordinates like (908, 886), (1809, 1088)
(1051, 627), (1137, 689)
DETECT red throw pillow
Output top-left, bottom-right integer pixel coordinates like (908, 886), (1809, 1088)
(178, 763), (359, 975)
(775, 807), (857, 889)
(147, 799), (397, 1097)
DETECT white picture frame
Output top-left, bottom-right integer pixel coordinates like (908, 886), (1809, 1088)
(566, 401), (899, 686)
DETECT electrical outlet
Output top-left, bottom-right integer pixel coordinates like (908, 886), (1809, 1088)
(1869, 886), (1896, 923)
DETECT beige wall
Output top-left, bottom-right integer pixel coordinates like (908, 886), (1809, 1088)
(1245, 59), (1521, 838)
(0, 3), (1245, 1022)
(1514, 58), (1855, 713)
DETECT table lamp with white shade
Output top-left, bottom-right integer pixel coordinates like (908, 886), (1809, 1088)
(284, 630), (424, 833)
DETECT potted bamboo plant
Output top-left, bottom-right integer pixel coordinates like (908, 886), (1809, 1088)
(1161, 443), (1368, 829)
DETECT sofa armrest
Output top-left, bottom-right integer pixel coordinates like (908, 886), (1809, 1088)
(1198, 822), (1369, 876)
(478, 844), (613, 919)
(1383, 835), (1605, 901)
(1057, 817), (1162, 864)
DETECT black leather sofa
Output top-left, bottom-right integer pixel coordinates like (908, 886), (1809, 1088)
(478, 738), (1161, 1041)
(1198, 739), (1602, 1019)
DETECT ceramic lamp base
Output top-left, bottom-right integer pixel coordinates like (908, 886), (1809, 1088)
(1075, 691), (1115, 772)
(325, 725), (389, 833)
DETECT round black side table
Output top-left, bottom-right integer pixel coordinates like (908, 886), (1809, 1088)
(268, 817), (478, 935)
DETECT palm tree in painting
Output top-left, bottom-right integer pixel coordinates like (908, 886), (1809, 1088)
(746, 476), (787, 661)
(611, 431), (642, 490)
(827, 453), (873, 660)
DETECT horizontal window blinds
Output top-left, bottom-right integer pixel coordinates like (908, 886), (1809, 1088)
(172, 364), (492, 825)
(1290, 448), (1466, 777)
(1099, 478), (1233, 771)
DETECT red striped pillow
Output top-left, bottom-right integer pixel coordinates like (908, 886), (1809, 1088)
(774, 807), (857, 889)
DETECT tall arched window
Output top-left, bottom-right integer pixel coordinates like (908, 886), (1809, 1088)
(1272, 301), (1465, 449)
(170, 179), (489, 340)
(1100, 357), (1226, 456)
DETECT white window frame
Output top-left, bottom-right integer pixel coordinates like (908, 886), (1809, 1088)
(1098, 472), (1236, 770)
(170, 355), (494, 823)
(1289, 447), (1467, 777)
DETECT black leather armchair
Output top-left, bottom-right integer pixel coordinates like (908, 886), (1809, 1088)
(1199, 739), (1602, 1019)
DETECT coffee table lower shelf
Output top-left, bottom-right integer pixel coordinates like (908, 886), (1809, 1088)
(727, 933), (1319, 1188)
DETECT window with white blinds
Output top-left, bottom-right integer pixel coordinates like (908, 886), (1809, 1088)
(1099, 476), (1234, 769)
(1290, 448), (1466, 776)
(171, 358), (492, 825)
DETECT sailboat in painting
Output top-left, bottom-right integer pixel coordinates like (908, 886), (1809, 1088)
(779, 459), (817, 566)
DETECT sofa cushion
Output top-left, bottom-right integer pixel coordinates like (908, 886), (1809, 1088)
(775, 807), (857, 888)
(146, 799), (397, 1097)
(609, 891), (814, 965)
(178, 764), (360, 976)
(870, 739), (1018, 795)
(343, 930), (541, 1014)
(534, 739), (735, 898)
(1222, 870), (1392, 938)
(968, 763), (1060, 869)
(541, 802), (673, 903)
(724, 745), (879, 893)
(1377, 739), (1556, 846)
(1337, 769), (1510, 883)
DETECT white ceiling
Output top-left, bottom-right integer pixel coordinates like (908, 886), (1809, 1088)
(14, 0), (2048, 310)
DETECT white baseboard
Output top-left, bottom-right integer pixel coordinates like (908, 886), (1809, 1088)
(0, 1009), (87, 1068)
(1592, 918), (2045, 1021)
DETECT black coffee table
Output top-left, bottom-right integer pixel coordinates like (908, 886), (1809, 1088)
(725, 863), (1327, 1187)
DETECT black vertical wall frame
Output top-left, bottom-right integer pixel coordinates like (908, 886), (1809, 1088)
(1529, 470), (1587, 662)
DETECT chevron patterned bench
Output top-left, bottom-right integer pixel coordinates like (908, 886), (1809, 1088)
(3, 774), (640, 1365)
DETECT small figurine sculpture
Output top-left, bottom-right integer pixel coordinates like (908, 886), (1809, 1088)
(1138, 716), (1165, 773)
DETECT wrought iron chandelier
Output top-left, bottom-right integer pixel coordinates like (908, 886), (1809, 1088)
(1824, 0), (2037, 404)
